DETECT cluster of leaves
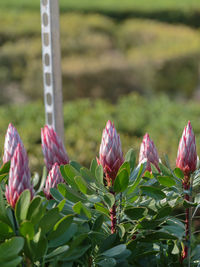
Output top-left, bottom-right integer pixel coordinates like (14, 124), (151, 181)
(1, 149), (200, 266)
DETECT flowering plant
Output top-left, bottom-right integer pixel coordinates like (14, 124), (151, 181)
(0, 121), (199, 266)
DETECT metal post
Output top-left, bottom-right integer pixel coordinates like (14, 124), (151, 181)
(40, 0), (64, 141)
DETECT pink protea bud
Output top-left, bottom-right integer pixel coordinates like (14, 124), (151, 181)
(5, 143), (34, 209)
(176, 121), (197, 175)
(44, 163), (64, 199)
(97, 120), (124, 185)
(3, 123), (24, 164)
(41, 125), (69, 171)
(139, 133), (160, 172)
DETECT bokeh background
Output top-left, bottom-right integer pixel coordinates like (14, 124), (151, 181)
(1, 0), (200, 173)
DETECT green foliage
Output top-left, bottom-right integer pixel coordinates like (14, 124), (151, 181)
(1, 0), (200, 27)
(1, 12), (200, 104)
(1, 151), (200, 265)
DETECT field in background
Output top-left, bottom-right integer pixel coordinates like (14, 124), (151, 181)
(1, 12), (200, 104)
(1, 94), (200, 173)
(1, 0), (200, 28)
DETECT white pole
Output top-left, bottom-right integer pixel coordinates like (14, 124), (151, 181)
(40, 0), (64, 141)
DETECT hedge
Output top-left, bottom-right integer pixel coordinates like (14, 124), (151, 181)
(1, 13), (200, 104)
(1, 0), (200, 27)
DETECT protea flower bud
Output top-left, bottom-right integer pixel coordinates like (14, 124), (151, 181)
(44, 163), (64, 199)
(97, 120), (124, 185)
(3, 123), (23, 164)
(139, 133), (160, 172)
(176, 121), (197, 175)
(5, 143), (34, 209)
(41, 125), (69, 171)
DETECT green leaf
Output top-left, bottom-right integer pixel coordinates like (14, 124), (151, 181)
(125, 148), (136, 170)
(0, 162), (10, 182)
(49, 223), (77, 248)
(114, 169), (129, 193)
(92, 215), (104, 231)
(118, 224), (126, 238)
(159, 163), (171, 176)
(57, 183), (86, 203)
(62, 244), (91, 261)
(95, 203), (109, 217)
(70, 161), (82, 172)
(38, 166), (47, 192)
(30, 232), (48, 261)
(73, 201), (91, 219)
(0, 257), (22, 267)
(127, 164), (145, 194)
(46, 245), (69, 259)
(154, 206), (172, 220)
(90, 159), (98, 176)
(140, 231), (177, 242)
(38, 208), (61, 235)
(0, 161), (10, 175)
(118, 162), (130, 176)
(0, 187), (10, 225)
(104, 193), (115, 209)
(95, 165), (104, 185)
(27, 196), (47, 225)
(97, 258), (116, 267)
(174, 168), (184, 179)
(157, 176), (176, 187)
(99, 234), (117, 253)
(140, 186), (166, 200)
(48, 214), (74, 240)
(183, 200), (197, 208)
(57, 199), (66, 212)
(60, 165), (79, 189)
(0, 237), (24, 262)
(50, 188), (64, 201)
(139, 219), (162, 229)
(0, 221), (13, 240)
(125, 207), (147, 220)
(80, 167), (95, 183)
(101, 244), (126, 257)
(20, 221), (34, 240)
(74, 176), (93, 195)
(15, 190), (31, 224)
(150, 163), (160, 174)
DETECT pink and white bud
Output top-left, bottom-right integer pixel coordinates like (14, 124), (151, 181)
(176, 121), (197, 175)
(5, 143), (34, 209)
(97, 120), (124, 185)
(44, 163), (64, 199)
(3, 123), (24, 164)
(41, 125), (69, 171)
(139, 133), (160, 172)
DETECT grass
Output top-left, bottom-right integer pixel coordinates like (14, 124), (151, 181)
(1, 0), (200, 12)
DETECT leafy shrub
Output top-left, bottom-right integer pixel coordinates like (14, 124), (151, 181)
(1, 13), (200, 103)
(1, 0), (200, 27)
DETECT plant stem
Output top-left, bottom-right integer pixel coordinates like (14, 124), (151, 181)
(11, 209), (19, 236)
(110, 199), (116, 234)
(181, 174), (191, 265)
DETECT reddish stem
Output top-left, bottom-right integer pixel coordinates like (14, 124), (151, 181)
(106, 173), (117, 233)
(110, 201), (116, 233)
(181, 175), (190, 263)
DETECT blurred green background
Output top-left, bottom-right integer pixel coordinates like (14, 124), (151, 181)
(1, 0), (200, 172)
